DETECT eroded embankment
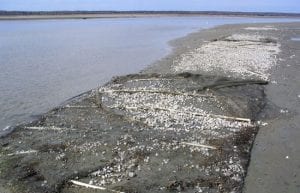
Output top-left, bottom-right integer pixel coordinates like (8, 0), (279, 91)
(0, 25), (281, 193)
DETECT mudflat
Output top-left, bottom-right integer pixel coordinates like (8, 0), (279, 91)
(0, 22), (299, 193)
(147, 22), (300, 193)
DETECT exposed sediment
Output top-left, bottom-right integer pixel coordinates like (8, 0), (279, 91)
(173, 34), (280, 81)
(0, 23), (288, 193)
(0, 73), (267, 193)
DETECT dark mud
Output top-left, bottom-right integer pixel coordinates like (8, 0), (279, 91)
(243, 23), (300, 193)
(0, 73), (266, 193)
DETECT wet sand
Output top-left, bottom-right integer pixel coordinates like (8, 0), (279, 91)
(1, 22), (300, 193)
(243, 23), (300, 193)
(146, 22), (300, 192)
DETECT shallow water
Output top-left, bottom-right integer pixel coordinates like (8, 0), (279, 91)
(291, 37), (300, 41)
(0, 16), (299, 133)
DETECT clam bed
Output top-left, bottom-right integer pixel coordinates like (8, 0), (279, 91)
(0, 73), (266, 193)
(173, 34), (280, 81)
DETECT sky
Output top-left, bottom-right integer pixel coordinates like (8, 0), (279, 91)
(0, 0), (299, 13)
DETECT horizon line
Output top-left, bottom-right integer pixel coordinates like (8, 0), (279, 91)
(1, 10), (300, 14)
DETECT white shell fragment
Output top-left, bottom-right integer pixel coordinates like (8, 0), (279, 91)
(173, 34), (280, 81)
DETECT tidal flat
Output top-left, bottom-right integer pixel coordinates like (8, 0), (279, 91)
(0, 22), (300, 193)
(1, 16), (299, 133)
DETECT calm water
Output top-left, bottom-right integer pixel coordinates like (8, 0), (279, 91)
(0, 16), (299, 134)
(291, 37), (300, 41)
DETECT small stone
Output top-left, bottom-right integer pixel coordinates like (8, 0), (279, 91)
(128, 172), (136, 178)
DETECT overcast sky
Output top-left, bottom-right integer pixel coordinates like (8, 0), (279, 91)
(0, 0), (299, 13)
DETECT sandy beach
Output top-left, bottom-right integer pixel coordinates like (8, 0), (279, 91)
(0, 22), (299, 193)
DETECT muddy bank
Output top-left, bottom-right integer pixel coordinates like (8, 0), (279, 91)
(243, 23), (300, 193)
(146, 22), (300, 192)
(0, 73), (267, 193)
(1, 22), (299, 193)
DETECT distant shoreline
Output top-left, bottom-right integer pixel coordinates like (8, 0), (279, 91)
(1, 11), (300, 20)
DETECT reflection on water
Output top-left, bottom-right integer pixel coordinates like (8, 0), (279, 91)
(0, 16), (299, 133)
(291, 37), (300, 41)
